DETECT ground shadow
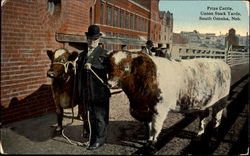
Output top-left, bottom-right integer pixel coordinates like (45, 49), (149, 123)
(1, 84), (55, 125)
(132, 113), (198, 155)
(180, 82), (248, 155)
(6, 113), (57, 142)
(132, 79), (249, 155)
(1, 84), (56, 142)
(56, 120), (146, 148)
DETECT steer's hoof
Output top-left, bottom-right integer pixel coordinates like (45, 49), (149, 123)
(76, 115), (82, 120)
(211, 128), (219, 142)
(145, 141), (157, 153)
(52, 126), (62, 137)
(137, 134), (148, 140)
(51, 124), (58, 128)
(194, 134), (203, 142)
(81, 130), (89, 138)
(52, 129), (62, 137)
(82, 133), (89, 138)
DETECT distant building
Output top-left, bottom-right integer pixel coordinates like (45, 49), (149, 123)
(172, 33), (188, 44)
(176, 30), (227, 49)
(159, 11), (173, 49)
(180, 30), (202, 46)
(199, 33), (226, 49)
(238, 35), (248, 47)
(225, 28), (239, 49)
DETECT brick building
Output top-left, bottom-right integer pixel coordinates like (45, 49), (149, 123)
(159, 11), (173, 48)
(172, 33), (188, 45)
(1, 0), (95, 124)
(94, 0), (162, 50)
(1, 0), (165, 124)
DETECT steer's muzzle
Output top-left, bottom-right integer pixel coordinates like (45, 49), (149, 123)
(107, 79), (119, 89)
(47, 71), (56, 78)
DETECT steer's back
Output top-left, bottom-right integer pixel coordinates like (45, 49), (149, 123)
(151, 57), (231, 111)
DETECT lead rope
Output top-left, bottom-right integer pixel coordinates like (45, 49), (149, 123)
(61, 62), (108, 147)
(53, 61), (87, 147)
(84, 63), (109, 87)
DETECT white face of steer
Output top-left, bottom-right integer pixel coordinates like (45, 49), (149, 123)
(47, 48), (78, 78)
(107, 50), (137, 88)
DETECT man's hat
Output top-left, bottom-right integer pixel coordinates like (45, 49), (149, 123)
(85, 25), (102, 39)
(146, 40), (153, 47)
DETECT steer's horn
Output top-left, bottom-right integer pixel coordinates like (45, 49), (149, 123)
(106, 50), (113, 55)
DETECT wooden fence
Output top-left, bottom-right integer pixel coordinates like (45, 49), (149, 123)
(171, 44), (249, 66)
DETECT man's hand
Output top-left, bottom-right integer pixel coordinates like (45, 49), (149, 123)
(84, 63), (92, 70)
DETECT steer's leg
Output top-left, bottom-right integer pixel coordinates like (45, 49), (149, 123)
(213, 109), (224, 128)
(212, 96), (228, 128)
(197, 109), (209, 136)
(56, 106), (64, 133)
(148, 109), (167, 144)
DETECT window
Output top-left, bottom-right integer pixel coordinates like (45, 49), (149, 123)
(100, 3), (104, 24)
(140, 18), (143, 31)
(114, 44), (118, 49)
(89, 7), (93, 25)
(119, 34), (124, 38)
(134, 16), (137, 30)
(130, 15), (134, 30)
(113, 33), (118, 38)
(107, 6), (112, 26)
(141, 18), (144, 32)
(139, 18), (142, 31)
(107, 44), (112, 51)
(47, 0), (61, 16)
(106, 32), (112, 37)
(126, 34), (129, 39)
(120, 11), (124, 28)
(126, 13), (129, 29)
(114, 8), (118, 27)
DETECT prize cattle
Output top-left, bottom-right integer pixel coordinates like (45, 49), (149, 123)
(47, 48), (88, 135)
(107, 50), (231, 144)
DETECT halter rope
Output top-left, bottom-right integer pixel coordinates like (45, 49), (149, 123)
(53, 61), (74, 73)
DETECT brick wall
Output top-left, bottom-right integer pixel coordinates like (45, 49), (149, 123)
(94, 0), (150, 50)
(1, 0), (94, 125)
(149, 0), (161, 44)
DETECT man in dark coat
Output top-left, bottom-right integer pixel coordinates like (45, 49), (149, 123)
(141, 40), (155, 56)
(75, 25), (111, 150)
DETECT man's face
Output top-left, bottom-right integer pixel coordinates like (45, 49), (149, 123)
(87, 37), (100, 49)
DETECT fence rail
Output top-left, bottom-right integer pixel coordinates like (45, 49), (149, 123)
(171, 44), (249, 66)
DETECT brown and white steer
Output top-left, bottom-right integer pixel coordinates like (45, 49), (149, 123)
(47, 48), (88, 135)
(107, 50), (231, 144)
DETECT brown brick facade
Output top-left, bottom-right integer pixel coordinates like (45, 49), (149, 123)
(1, 0), (94, 124)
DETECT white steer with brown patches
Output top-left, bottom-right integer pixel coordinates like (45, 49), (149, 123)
(107, 50), (231, 144)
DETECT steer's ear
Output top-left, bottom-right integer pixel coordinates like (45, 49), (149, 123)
(47, 50), (54, 60)
(68, 51), (78, 61)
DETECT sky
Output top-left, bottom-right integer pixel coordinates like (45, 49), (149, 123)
(159, 0), (249, 36)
